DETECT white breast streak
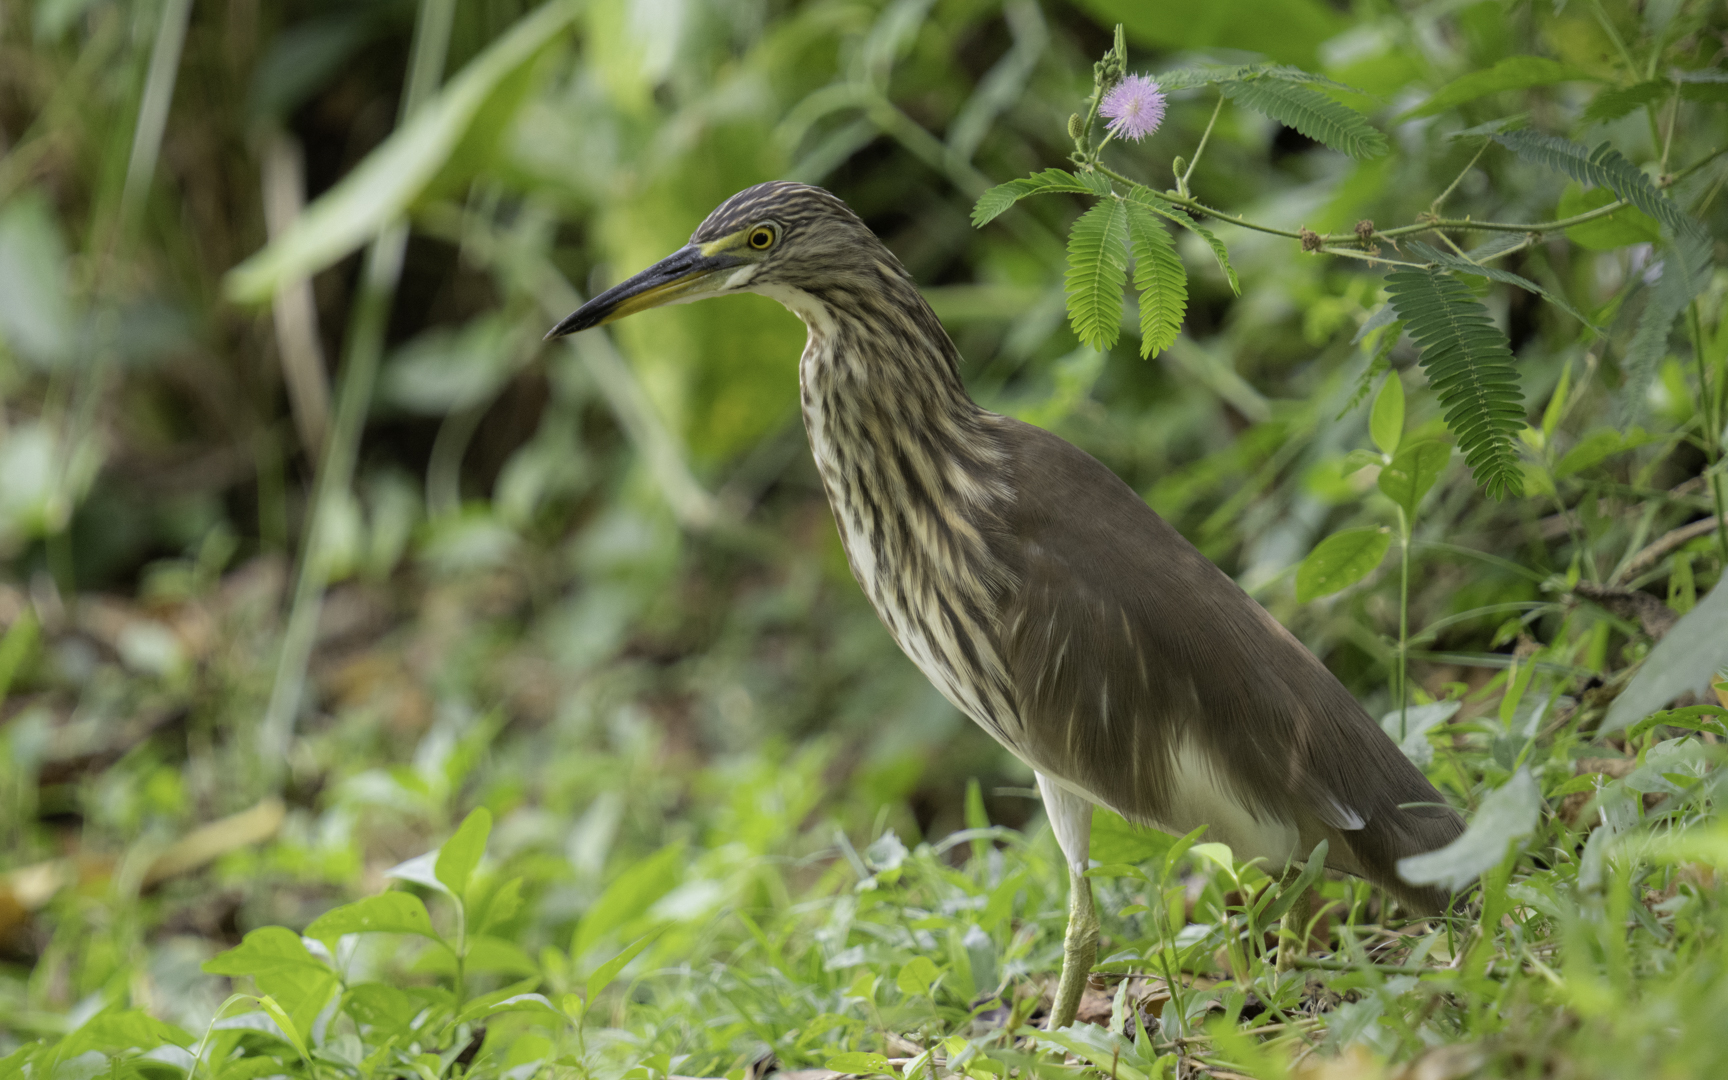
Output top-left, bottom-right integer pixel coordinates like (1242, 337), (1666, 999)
(761, 282), (1014, 745)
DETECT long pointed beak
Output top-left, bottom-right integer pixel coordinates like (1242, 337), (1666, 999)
(544, 245), (743, 340)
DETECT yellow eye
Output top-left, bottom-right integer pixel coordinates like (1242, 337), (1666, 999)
(747, 226), (775, 250)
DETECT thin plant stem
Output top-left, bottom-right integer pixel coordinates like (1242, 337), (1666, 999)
(1178, 95), (1225, 196)
(257, 0), (458, 774)
(1430, 139), (1491, 214)
(1085, 144), (1728, 249)
(1397, 506), (1411, 741)
(1688, 301), (1728, 566)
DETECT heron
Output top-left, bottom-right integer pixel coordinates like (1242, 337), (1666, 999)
(547, 181), (1465, 1029)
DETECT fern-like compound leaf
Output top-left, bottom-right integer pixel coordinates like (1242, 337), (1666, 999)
(1220, 78), (1388, 159)
(1123, 201), (1187, 358)
(971, 168), (1113, 227)
(1405, 241), (1599, 332)
(1491, 131), (1701, 240)
(1616, 229), (1715, 425)
(1126, 185), (1240, 295)
(1064, 199), (1131, 352)
(1385, 267), (1526, 499)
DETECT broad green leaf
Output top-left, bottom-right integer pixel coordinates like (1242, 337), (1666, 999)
(1063, 199), (1131, 351)
(584, 931), (661, 1003)
(1402, 56), (1596, 119)
(1605, 580), (1728, 732)
(52, 1010), (195, 1064)
(1553, 429), (1628, 477)
(435, 806), (492, 898)
(1369, 374), (1404, 456)
(475, 876), (526, 935)
(202, 928), (339, 1040)
(304, 892), (438, 946)
(1492, 131), (1702, 242)
(1384, 267), (1526, 499)
(826, 1053), (891, 1074)
(1297, 527), (1392, 603)
(895, 956), (940, 997)
(1090, 807), (1174, 866)
(1557, 182), (1661, 249)
(1123, 201), (1186, 358)
(571, 841), (683, 960)
(1377, 441), (1450, 516)
(224, 1), (579, 302)
(1397, 769), (1540, 891)
(971, 168), (1112, 227)
(1404, 241), (1599, 331)
(1220, 78), (1387, 158)
(343, 983), (422, 1037)
(413, 934), (538, 977)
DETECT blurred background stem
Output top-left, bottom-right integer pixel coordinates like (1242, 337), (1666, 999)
(257, 0), (458, 778)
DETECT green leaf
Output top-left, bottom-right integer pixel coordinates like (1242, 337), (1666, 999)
(1605, 580), (1728, 733)
(1297, 527), (1392, 603)
(1491, 131), (1702, 241)
(971, 168), (1112, 227)
(571, 841), (683, 960)
(435, 806), (492, 898)
(305, 892), (438, 946)
(584, 931), (662, 1003)
(1553, 429), (1632, 477)
(1377, 442), (1450, 516)
(256, 995), (310, 1061)
(826, 1053), (892, 1075)
(1557, 182), (1661, 250)
(224, 0), (579, 302)
(1123, 201), (1186, 358)
(895, 956), (941, 997)
(202, 929), (340, 1041)
(1089, 807), (1174, 866)
(1369, 374), (1404, 456)
(1616, 230), (1714, 426)
(1063, 199), (1131, 351)
(1404, 241), (1599, 332)
(1402, 56), (1596, 119)
(1397, 769), (1540, 892)
(1582, 80), (1671, 124)
(1127, 186), (1239, 295)
(1384, 267), (1526, 499)
(1219, 78), (1387, 159)
(1260, 840), (1328, 924)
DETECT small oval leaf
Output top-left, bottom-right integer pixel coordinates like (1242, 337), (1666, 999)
(1369, 374), (1404, 456)
(1377, 442), (1451, 516)
(1297, 527), (1391, 603)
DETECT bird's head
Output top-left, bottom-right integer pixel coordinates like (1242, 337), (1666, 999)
(545, 181), (884, 339)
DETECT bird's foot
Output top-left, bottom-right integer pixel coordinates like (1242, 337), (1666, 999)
(1046, 867), (1099, 1030)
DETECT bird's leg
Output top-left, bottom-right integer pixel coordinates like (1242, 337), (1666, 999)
(1035, 773), (1097, 1031)
(1275, 865), (1314, 972)
(1048, 864), (1099, 1030)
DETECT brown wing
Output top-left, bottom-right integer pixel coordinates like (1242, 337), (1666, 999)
(987, 418), (1463, 913)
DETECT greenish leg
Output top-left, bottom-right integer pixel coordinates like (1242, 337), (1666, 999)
(1276, 867), (1314, 972)
(1047, 865), (1099, 1030)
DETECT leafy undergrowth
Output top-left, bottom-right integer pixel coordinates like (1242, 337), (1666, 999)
(6, 678), (1728, 1080)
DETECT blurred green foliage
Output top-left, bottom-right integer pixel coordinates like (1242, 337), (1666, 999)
(1, 0), (1728, 1076)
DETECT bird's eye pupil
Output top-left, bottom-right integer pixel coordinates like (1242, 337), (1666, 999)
(750, 228), (773, 249)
